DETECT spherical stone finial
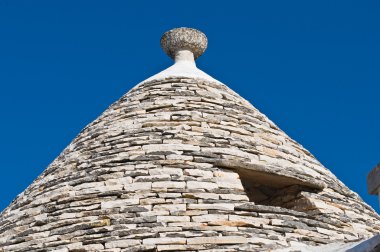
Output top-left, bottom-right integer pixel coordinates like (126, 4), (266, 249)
(160, 27), (208, 60)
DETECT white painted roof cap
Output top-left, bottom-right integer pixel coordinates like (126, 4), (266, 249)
(143, 27), (219, 83)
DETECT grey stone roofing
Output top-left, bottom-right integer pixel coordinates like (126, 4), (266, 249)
(0, 28), (379, 252)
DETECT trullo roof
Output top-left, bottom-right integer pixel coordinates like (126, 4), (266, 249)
(0, 27), (379, 252)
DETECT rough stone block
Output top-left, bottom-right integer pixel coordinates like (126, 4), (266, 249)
(184, 169), (213, 178)
(187, 181), (218, 190)
(143, 237), (187, 245)
(187, 236), (247, 244)
(101, 199), (139, 209)
(153, 204), (186, 212)
(188, 203), (235, 211)
(105, 239), (141, 248)
(152, 182), (184, 190)
(192, 214), (228, 223)
(157, 216), (190, 223)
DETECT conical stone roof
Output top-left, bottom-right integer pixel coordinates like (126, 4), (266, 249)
(0, 28), (379, 252)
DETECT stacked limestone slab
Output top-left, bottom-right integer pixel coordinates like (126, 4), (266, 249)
(0, 28), (379, 252)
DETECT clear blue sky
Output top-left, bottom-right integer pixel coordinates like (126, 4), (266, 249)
(0, 1), (379, 212)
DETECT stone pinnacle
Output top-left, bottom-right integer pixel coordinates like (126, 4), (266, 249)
(160, 27), (208, 60)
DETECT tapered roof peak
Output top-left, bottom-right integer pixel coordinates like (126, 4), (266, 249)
(144, 27), (216, 83)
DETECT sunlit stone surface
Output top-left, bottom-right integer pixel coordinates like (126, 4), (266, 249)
(0, 27), (379, 252)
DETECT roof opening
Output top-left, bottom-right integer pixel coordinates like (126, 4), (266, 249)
(215, 160), (324, 211)
(239, 174), (318, 210)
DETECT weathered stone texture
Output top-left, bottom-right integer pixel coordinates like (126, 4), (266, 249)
(0, 76), (378, 251)
(0, 27), (379, 251)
